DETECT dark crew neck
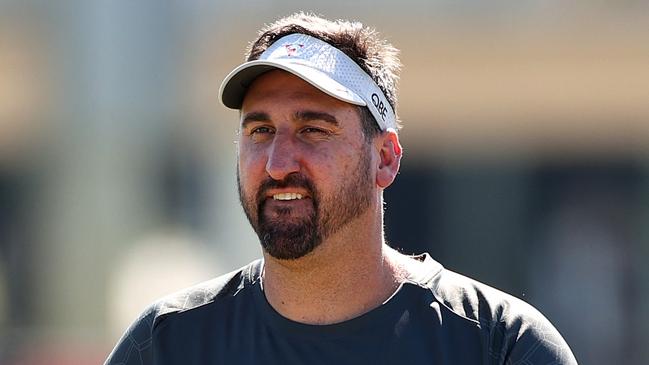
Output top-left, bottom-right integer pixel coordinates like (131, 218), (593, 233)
(248, 256), (442, 339)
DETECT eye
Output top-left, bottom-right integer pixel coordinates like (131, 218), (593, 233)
(300, 127), (330, 136)
(250, 126), (274, 135)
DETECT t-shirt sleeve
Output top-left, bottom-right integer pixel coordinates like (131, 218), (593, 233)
(104, 305), (157, 365)
(502, 307), (578, 365)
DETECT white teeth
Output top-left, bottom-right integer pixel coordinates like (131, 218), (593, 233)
(273, 193), (304, 200)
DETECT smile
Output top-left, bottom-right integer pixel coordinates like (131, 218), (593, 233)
(273, 193), (304, 200)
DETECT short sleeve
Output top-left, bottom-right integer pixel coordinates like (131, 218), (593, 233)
(104, 304), (157, 365)
(504, 307), (578, 365)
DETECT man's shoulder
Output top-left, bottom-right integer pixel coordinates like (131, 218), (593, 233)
(419, 258), (577, 364)
(153, 258), (261, 318)
(104, 259), (262, 365)
(409, 254), (544, 327)
(431, 266), (533, 325)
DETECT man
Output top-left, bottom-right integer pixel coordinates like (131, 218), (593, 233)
(105, 13), (577, 365)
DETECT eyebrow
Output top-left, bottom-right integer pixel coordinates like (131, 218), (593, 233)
(241, 110), (339, 128)
(241, 112), (270, 129)
(295, 111), (339, 126)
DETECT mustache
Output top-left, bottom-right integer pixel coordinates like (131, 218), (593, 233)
(256, 173), (317, 201)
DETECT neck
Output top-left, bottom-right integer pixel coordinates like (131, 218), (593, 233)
(260, 207), (410, 325)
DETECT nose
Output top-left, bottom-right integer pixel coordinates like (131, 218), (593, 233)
(265, 133), (301, 181)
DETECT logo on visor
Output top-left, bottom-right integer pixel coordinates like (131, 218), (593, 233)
(371, 93), (388, 121)
(284, 43), (304, 57)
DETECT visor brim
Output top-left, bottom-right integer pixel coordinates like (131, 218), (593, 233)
(219, 60), (367, 109)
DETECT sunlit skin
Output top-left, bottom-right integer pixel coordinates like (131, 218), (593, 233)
(237, 70), (413, 325)
(237, 70), (375, 260)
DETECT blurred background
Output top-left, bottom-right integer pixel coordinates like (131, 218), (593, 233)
(0, 0), (647, 364)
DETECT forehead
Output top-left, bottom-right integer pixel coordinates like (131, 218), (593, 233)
(241, 70), (358, 115)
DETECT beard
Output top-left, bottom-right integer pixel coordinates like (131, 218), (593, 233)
(237, 147), (373, 260)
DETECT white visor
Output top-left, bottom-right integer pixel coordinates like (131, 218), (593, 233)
(219, 33), (397, 131)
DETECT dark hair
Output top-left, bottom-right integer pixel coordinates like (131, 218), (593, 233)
(246, 12), (402, 140)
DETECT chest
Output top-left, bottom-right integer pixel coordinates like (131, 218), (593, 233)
(151, 303), (487, 365)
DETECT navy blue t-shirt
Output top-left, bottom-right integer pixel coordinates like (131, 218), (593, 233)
(105, 255), (577, 365)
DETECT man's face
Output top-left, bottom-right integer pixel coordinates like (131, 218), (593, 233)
(237, 70), (376, 260)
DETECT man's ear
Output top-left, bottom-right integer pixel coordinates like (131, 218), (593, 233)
(375, 128), (403, 189)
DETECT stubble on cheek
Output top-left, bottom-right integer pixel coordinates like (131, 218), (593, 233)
(236, 165), (262, 233)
